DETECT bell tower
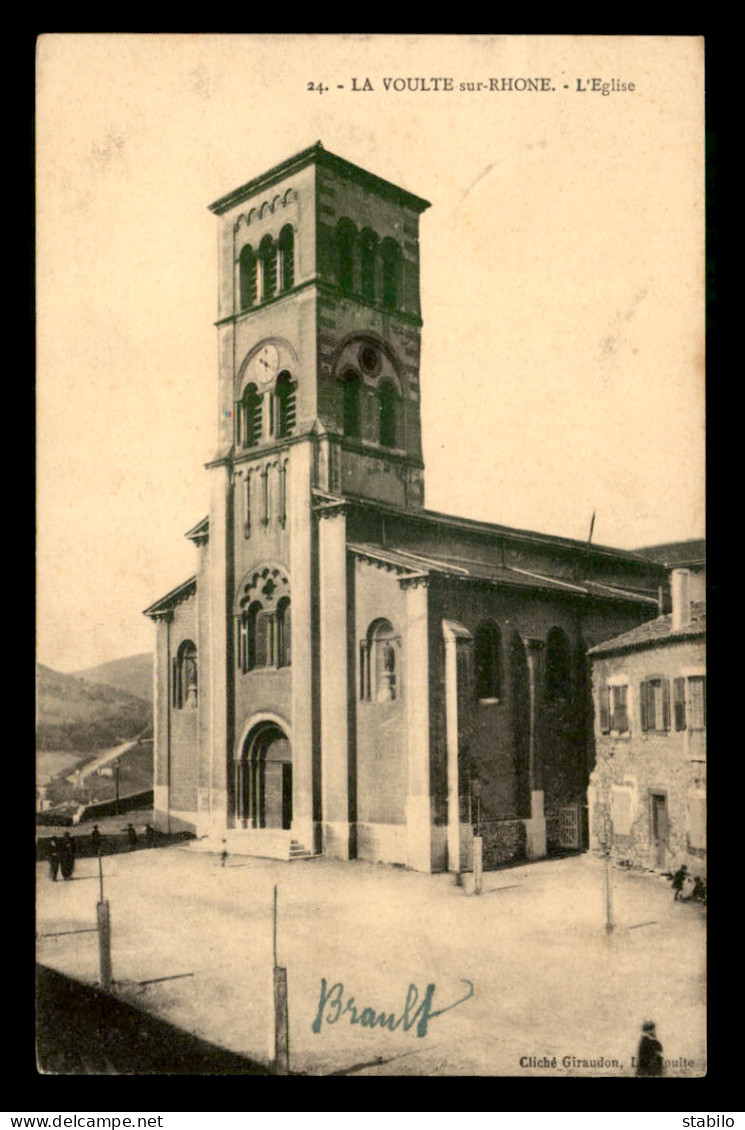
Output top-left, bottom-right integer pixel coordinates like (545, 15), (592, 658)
(202, 144), (430, 855)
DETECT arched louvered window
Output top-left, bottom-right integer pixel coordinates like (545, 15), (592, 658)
(337, 219), (357, 294)
(379, 380), (397, 448)
(343, 370), (362, 438)
(241, 384), (262, 448)
(275, 371), (296, 438)
(360, 228), (378, 303)
(278, 225), (294, 292)
(259, 234), (276, 301)
(475, 621), (502, 700)
(545, 627), (572, 700)
(380, 238), (401, 309)
(239, 244), (257, 310)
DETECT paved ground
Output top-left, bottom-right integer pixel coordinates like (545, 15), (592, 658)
(36, 846), (706, 1077)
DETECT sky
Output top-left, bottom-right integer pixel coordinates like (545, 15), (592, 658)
(36, 35), (705, 673)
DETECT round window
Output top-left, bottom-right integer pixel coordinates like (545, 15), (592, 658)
(359, 345), (380, 374)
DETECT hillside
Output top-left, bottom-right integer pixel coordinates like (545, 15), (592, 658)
(72, 653), (154, 703)
(36, 664), (152, 752)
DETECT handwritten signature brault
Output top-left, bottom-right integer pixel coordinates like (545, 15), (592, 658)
(312, 979), (474, 1038)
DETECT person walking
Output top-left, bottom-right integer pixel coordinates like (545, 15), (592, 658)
(127, 823), (138, 851)
(59, 832), (76, 880)
(671, 864), (688, 901)
(48, 837), (61, 882)
(636, 1020), (664, 1077)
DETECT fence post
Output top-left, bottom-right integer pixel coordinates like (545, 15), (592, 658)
(97, 899), (113, 990)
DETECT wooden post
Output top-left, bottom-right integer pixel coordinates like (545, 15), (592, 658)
(97, 899), (112, 991)
(473, 835), (483, 896)
(271, 884), (290, 1075)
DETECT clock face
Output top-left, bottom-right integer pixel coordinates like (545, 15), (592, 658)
(254, 344), (279, 385)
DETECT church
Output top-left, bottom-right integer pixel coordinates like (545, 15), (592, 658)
(144, 142), (667, 873)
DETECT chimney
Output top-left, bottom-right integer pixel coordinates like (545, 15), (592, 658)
(671, 568), (691, 631)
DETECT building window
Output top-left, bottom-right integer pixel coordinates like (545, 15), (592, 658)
(688, 675), (706, 730)
(380, 238), (400, 309)
(360, 228), (378, 302)
(237, 571), (292, 673)
(278, 225), (294, 292)
(276, 597), (291, 668)
(599, 683), (629, 734)
(337, 219), (357, 294)
(239, 244), (257, 310)
(379, 380), (397, 448)
(474, 620), (501, 700)
(173, 640), (197, 709)
(343, 370), (362, 438)
(545, 627), (571, 700)
(275, 372), (296, 438)
(640, 678), (671, 733)
(259, 234), (276, 301)
(361, 618), (400, 702)
(239, 384), (263, 448)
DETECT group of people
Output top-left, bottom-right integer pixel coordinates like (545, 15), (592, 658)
(47, 832), (77, 881)
(670, 864), (707, 903)
(45, 822), (160, 881)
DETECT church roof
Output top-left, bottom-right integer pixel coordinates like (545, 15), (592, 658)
(634, 538), (706, 568)
(143, 576), (197, 619)
(348, 543), (659, 606)
(208, 142), (431, 216)
(588, 601), (706, 656)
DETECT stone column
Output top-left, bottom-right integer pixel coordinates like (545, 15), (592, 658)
(403, 578), (432, 872)
(288, 446), (314, 851)
(207, 461), (231, 836)
(318, 502), (350, 858)
(442, 620), (472, 873)
(525, 637), (546, 860)
(152, 612), (172, 833)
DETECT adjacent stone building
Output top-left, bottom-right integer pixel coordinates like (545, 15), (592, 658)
(144, 143), (668, 872)
(587, 565), (706, 873)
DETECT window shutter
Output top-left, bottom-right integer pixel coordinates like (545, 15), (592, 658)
(599, 685), (610, 733)
(673, 677), (687, 731)
(646, 681), (657, 731)
(661, 679), (670, 730)
(639, 681), (648, 731)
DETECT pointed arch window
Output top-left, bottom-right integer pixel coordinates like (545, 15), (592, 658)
(275, 371), (296, 438)
(475, 621), (502, 701)
(278, 225), (295, 292)
(343, 370), (362, 438)
(239, 244), (257, 310)
(259, 234), (276, 301)
(379, 380), (397, 448)
(240, 384), (262, 448)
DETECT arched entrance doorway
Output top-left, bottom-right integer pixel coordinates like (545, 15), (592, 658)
(236, 722), (292, 830)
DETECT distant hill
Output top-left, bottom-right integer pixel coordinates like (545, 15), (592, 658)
(36, 663), (152, 752)
(72, 653), (154, 703)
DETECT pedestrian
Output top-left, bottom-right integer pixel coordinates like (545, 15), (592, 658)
(636, 1020), (664, 1077)
(127, 823), (138, 851)
(671, 864), (688, 900)
(48, 837), (61, 882)
(145, 824), (156, 848)
(59, 832), (76, 880)
(692, 876), (707, 904)
(221, 838), (228, 868)
(90, 825), (102, 854)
